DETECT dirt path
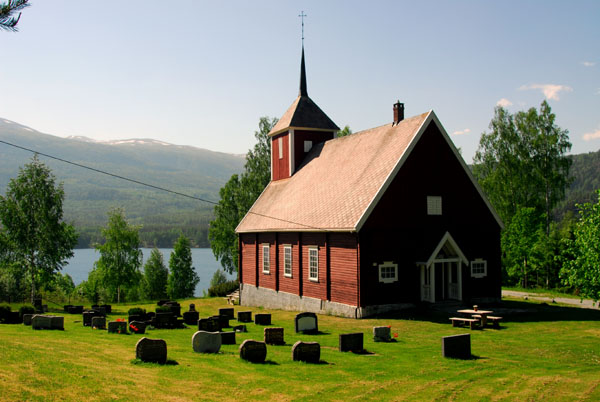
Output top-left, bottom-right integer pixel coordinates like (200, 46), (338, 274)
(502, 289), (600, 310)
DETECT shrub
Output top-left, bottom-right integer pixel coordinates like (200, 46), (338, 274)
(128, 307), (146, 316)
(210, 270), (228, 288)
(0, 304), (11, 323)
(156, 305), (171, 313)
(207, 280), (239, 297)
(19, 305), (35, 318)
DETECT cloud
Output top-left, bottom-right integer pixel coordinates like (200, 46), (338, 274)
(453, 128), (471, 136)
(496, 98), (513, 107)
(582, 61), (596, 67)
(583, 129), (600, 141)
(518, 84), (573, 100)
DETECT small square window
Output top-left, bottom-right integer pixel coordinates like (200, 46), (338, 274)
(378, 261), (398, 284)
(262, 244), (270, 274)
(308, 247), (318, 281)
(304, 140), (313, 153)
(427, 196), (442, 215)
(283, 245), (292, 278)
(471, 259), (487, 278)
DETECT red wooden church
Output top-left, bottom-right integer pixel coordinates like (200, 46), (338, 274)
(235, 48), (503, 318)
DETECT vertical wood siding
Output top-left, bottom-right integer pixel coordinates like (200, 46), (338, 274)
(240, 234), (256, 286)
(277, 233), (301, 295)
(329, 233), (359, 306)
(271, 133), (290, 181)
(300, 232), (327, 300)
(257, 233), (276, 290)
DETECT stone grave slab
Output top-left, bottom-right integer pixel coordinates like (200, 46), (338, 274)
(292, 341), (320, 363)
(153, 312), (175, 329)
(198, 317), (220, 332)
(239, 340), (267, 363)
(339, 333), (363, 352)
(220, 331), (236, 345)
(91, 316), (106, 329)
(32, 315), (51, 329)
(129, 321), (146, 334)
(295, 312), (318, 333)
(213, 315), (230, 329)
(83, 310), (103, 327)
(237, 311), (252, 323)
(108, 321), (128, 334)
(233, 325), (247, 333)
(373, 326), (391, 342)
(101, 305), (112, 314)
(192, 331), (222, 353)
(264, 327), (285, 345)
(64, 305), (72, 313)
(254, 313), (271, 326)
(219, 308), (234, 319)
(50, 316), (64, 330)
(442, 333), (471, 359)
(136, 337), (167, 364)
(22, 314), (34, 326)
(183, 311), (199, 326)
(68, 306), (83, 314)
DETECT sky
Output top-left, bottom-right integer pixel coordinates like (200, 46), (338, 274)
(0, 1), (599, 163)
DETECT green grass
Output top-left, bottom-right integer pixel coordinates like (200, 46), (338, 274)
(1, 297), (600, 401)
(503, 286), (582, 300)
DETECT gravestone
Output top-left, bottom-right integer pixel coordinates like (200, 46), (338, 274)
(23, 314), (34, 326)
(64, 305), (72, 313)
(339, 333), (363, 352)
(254, 313), (271, 325)
(83, 310), (103, 327)
(237, 311), (252, 323)
(183, 311), (199, 326)
(128, 314), (142, 324)
(94, 306), (107, 316)
(50, 316), (64, 330)
(153, 312), (175, 329)
(213, 315), (230, 329)
(101, 305), (112, 314)
(188, 303), (196, 312)
(129, 321), (146, 334)
(32, 315), (51, 329)
(91, 316), (106, 329)
(292, 341), (320, 363)
(7, 311), (21, 324)
(373, 326), (391, 342)
(239, 340), (267, 363)
(33, 298), (42, 312)
(198, 317), (220, 332)
(295, 312), (318, 333)
(220, 331), (236, 345)
(108, 321), (128, 334)
(442, 333), (471, 359)
(165, 302), (181, 317)
(192, 331), (222, 353)
(68, 306), (83, 314)
(264, 327), (285, 345)
(219, 308), (235, 319)
(136, 337), (167, 364)
(233, 325), (247, 333)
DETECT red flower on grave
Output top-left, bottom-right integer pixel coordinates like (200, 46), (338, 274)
(393, 333), (398, 338)
(387, 325), (391, 328)
(130, 325), (138, 332)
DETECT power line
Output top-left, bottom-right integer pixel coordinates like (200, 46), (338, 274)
(0, 139), (325, 231)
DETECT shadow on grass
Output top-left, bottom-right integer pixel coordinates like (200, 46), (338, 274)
(300, 330), (330, 336)
(445, 354), (486, 361)
(130, 359), (179, 366)
(243, 359), (278, 365)
(351, 349), (375, 355)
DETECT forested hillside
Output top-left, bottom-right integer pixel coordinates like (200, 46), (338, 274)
(0, 118), (245, 248)
(554, 150), (600, 220)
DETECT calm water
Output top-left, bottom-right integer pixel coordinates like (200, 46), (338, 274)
(63, 248), (234, 297)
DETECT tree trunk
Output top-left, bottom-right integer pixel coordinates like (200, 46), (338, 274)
(117, 285), (120, 304)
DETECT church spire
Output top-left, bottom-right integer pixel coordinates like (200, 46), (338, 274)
(299, 46), (308, 97)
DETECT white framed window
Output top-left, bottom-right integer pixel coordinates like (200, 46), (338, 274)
(262, 244), (270, 274)
(378, 261), (398, 284)
(308, 247), (318, 282)
(304, 140), (313, 152)
(471, 259), (487, 278)
(278, 137), (283, 159)
(283, 245), (292, 278)
(427, 196), (442, 215)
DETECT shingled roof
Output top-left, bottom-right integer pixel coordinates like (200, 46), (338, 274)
(237, 110), (502, 233)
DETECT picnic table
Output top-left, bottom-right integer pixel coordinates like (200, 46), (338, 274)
(457, 309), (493, 327)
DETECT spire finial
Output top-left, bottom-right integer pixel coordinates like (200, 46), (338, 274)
(298, 11), (308, 97)
(298, 11), (307, 47)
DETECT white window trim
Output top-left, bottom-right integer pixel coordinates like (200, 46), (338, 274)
(308, 246), (318, 282)
(278, 137), (283, 159)
(378, 261), (398, 284)
(427, 196), (442, 215)
(283, 245), (292, 278)
(470, 259), (487, 278)
(262, 244), (270, 274)
(304, 140), (313, 153)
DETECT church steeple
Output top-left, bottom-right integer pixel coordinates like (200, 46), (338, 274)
(299, 46), (308, 97)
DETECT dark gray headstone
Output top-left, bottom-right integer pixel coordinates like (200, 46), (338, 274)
(292, 341), (320, 363)
(373, 326), (391, 342)
(183, 311), (199, 326)
(32, 315), (51, 329)
(108, 321), (128, 334)
(23, 314), (34, 326)
(220, 331), (236, 345)
(188, 303), (196, 312)
(192, 331), (221, 353)
(101, 305), (112, 314)
(68, 306), (83, 314)
(254, 313), (271, 325)
(198, 317), (220, 332)
(92, 316), (106, 329)
(64, 305), (72, 313)
(50, 316), (64, 330)
(237, 311), (252, 323)
(442, 334), (471, 359)
(129, 321), (146, 334)
(233, 325), (247, 333)
(213, 315), (230, 329)
(154, 312), (175, 329)
(7, 311), (21, 324)
(136, 337), (167, 364)
(219, 308), (235, 319)
(83, 310), (103, 327)
(295, 312), (318, 333)
(264, 327), (285, 345)
(339, 333), (363, 352)
(239, 340), (267, 363)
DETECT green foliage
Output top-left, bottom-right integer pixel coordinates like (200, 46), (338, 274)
(75, 268), (105, 304)
(209, 117), (278, 274)
(0, 155), (78, 303)
(94, 209), (142, 303)
(561, 190), (600, 301)
(18, 305), (34, 317)
(207, 280), (239, 297)
(155, 305), (171, 313)
(143, 248), (168, 300)
(0, 0), (29, 32)
(210, 269), (228, 288)
(554, 150), (600, 221)
(167, 235), (199, 299)
(128, 307), (146, 316)
(336, 125), (353, 137)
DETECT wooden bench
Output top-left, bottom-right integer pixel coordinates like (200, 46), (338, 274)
(472, 314), (503, 328)
(449, 317), (479, 330)
(225, 289), (240, 305)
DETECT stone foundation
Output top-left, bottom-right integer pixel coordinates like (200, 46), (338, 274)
(240, 284), (414, 319)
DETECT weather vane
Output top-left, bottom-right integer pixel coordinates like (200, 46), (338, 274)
(298, 11), (307, 46)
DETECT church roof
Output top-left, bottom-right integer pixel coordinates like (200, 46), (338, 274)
(236, 110), (503, 233)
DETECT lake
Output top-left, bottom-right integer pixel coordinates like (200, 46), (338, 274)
(63, 248), (235, 297)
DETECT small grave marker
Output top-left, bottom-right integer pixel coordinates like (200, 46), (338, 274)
(292, 341), (320, 363)
(183, 311), (199, 326)
(264, 327), (285, 345)
(373, 326), (391, 342)
(219, 308), (234, 319)
(92, 316), (106, 329)
(442, 334), (471, 359)
(198, 317), (220, 332)
(32, 315), (63, 330)
(136, 337), (167, 364)
(192, 331), (222, 353)
(237, 311), (252, 323)
(233, 325), (247, 333)
(129, 321), (146, 334)
(295, 312), (318, 333)
(239, 340), (267, 363)
(220, 331), (236, 345)
(339, 333), (363, 352)
(254, 313), (271, 325)
(108, 321), (128, 334)
(50, 316), (64, 330)
(22, 314), (34, 326)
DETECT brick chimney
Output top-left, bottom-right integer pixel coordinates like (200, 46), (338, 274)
(393, 101), (404, 125)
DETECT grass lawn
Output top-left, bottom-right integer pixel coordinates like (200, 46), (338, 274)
(1, 297), (599, 401)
